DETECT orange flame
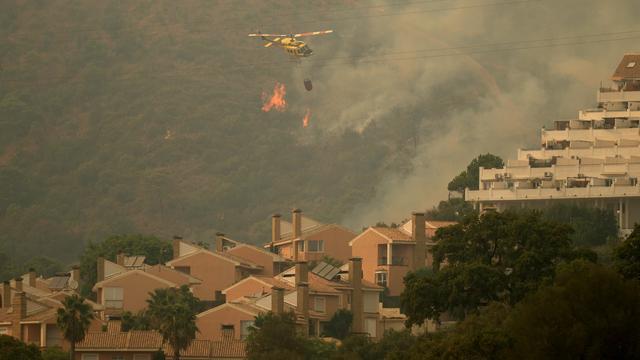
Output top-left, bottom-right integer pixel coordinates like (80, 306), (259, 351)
(261, 82), (287, 112)
(303, 108), (311, 128)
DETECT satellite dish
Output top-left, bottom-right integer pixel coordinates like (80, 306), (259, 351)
(68, 279), (79, 290)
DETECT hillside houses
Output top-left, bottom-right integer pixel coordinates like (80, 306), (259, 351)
(0, 268), (103, 350)
(1, 208), (456, 359)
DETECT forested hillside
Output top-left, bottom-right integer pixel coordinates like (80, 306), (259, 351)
(0, 1), (486, 266)
(1, 0), (636, 268)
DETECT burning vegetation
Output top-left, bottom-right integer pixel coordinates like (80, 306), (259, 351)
(261, 82), (287, 112)
(303, 108), (311, 128)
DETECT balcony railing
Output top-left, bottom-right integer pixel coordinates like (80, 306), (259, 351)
(377, 257), (407, 266)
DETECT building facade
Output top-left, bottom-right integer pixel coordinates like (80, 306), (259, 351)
(467, 54), (640, 236)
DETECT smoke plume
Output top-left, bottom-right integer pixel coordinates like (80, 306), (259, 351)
(281, 0), (640, 227)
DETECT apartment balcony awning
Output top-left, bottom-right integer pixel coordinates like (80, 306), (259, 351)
(601, 171), (628, 177)
(619, 138), (640, 147)
(570, 140), (592, 149)
(594, 139), (616, 148)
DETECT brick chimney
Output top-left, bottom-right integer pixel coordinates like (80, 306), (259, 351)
(116, 251), (126, 266)
(215, 232), (225, 252)
(2, 281), (10, 309)
(292, 209), (302, 239)
(412, 212), (426, 271)
(295, 261), (308, 286)
(71, 265), (80, 284)
(271, 214), (281, 244)
(296, 282), (309, 336)
(14, 277), (23, 292)
(349, 258), (364, 334)
(172, 236), (183, 259)
(11, 291), (26, 339)
(271, 286), (284, 315)
(27, 268), (36, 288)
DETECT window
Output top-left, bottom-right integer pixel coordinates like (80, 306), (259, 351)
(365, 318), (377, 337)
(0, 327), (8, 335)
(111, 356), (124, 360)
(296, 241), (305, 252)
(314, 296), (326, 313)
(240, 320), (254, 339)
(221, 324), (235, 337)
(103, 287), (123, 309)
(174, 266), (191, 275)
(375, 272), (387, 287)
(308, 240), (324, 253)
(81, 355), (98, 360)
(133, 356), (151, 360)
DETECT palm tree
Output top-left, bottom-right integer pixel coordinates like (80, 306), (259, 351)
(147, 286), (199, 360)
(56, 294), (95, 360)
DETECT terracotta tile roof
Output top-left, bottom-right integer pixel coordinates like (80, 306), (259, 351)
(106, 320), (121, 333)
(307, 273), (342, 294)
(77, 332), (129, 349)
(372, 227), (412, 241)
(128, 330), (163, 348)
(612, 54), (640, 80)
(211, 337), (246, 358)
(164, 339), (211, 357)
(78, 330), (171, 353)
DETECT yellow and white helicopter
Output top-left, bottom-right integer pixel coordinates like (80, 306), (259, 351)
(248, 30), (334, 58)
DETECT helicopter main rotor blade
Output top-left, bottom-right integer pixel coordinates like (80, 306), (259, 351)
(248, 33), (289, 37)
(293, 30), (334, 38)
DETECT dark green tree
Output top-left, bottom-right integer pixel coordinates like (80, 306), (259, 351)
(333, 335), (379, 360)
(56, 295), (94, 360)
(0, 335), (42, 360)
(402, 210), (581, 325)
(323, 309), (353, 340)
(246, 311), (309, 360)
(146, 286), (199, 360)
(374, 330), (417, 360)
(79, 234), (172, 297)
(410, 303), (512, 360)
(23, 257), (64, 278)
(121, 310), (152, 331)
(543, 204), (618, 247)
(447, 154), (504, 193)
(425, 198), (475, 222)
(151, 350), (166, 360)
(41, 347), (68, 360)
(505, 260), (640, 359)
(614, 224), (640, 281)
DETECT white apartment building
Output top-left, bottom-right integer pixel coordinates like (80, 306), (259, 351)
(466, 54), (640, 235)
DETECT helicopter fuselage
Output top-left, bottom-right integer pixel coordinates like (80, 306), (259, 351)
(264, 36), (313, 57)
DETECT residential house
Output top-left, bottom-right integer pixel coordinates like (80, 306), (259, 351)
(265, 209), (357, 263)
(166, 239), (263, 302)
(223, 240), (290, 277)
(0, 268), (102, 349)
(93, 257), (201, 317)
(209, 259), (384, 340)
(350, 212), (456, 297)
